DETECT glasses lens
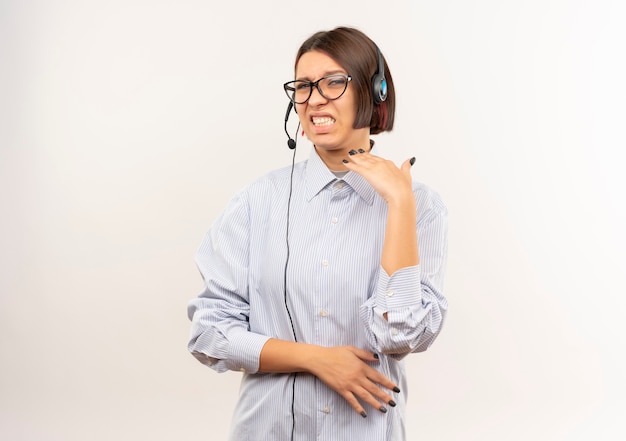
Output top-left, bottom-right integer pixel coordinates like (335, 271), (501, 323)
(284, 81), (311, 104)
(319, 75), (349, 100)
(284, 75), (350, 104)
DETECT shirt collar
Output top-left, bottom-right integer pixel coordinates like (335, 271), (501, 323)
(304, 144), (378, 205)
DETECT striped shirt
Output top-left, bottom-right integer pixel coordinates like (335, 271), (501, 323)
(187, 145), (448, 441)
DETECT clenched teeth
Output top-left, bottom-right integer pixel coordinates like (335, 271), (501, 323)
(312, 117), (335, 126)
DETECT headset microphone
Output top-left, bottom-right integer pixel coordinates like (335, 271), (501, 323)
(284, 101), (297, 150)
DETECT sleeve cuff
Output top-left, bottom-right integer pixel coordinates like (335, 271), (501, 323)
(375, 265), (422, 311)
(225, 331), (271, 374)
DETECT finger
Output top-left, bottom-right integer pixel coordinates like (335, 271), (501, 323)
(362, 376), (397, 409)
(364, 365), (400, 394)
(347, 157), (389, 175)
(350, 148), (375, 157)
(343, 154), (366, 167)
(401, 156), (415, 172)
(354, 383), (392, 414)
(346, 149), (382, 164)
(346, 346), (380, 362)
(341, 390), (369, 418)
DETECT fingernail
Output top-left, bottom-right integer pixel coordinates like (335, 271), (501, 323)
(388, 400), (396, 407)
(409, 157), (416, 166)
(373, 353), (379, 359)
(379, 406), (387, 413)
(393, 386), (401, 393)
(360, 411), (367, 418)
(342, 159), (349, 163)
(349, 149), (357, 155)
(358, 148), (365, 153)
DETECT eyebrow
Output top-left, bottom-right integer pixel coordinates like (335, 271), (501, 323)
(295, 70), (347, 81)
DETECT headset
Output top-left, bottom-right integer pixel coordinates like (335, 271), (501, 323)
(284, 101), (297, 150)
(283, 99), (299, 441)
(371, 44), (388, 105)
(281, 43), (386, 441)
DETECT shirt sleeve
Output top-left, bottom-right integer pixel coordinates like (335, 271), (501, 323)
(187, 190), (271, 374)
(359, 192), (449, 360)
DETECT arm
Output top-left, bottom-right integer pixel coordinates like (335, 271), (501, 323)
(344, 152), (448, 357)
(365, 206), (448, 358)
(259, 338), (399, 417)
(187, 191), (271, 374)
(344, 152), (419, 276)
(380, 178), (418, 288)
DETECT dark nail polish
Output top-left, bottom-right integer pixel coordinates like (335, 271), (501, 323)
(409, 157), (416, 166)
(393, 386), (401, 393)
(349, 149), (357, 155)
(388, 400), (396, 407)
(373, 353), (379, 359)
(379, 406), (387, 413)
(342, 159), (349, 163)
(360, 411), (367, 418)
(358, 148), (365, 153)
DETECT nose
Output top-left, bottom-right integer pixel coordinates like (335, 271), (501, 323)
(307, 84), (328, 106)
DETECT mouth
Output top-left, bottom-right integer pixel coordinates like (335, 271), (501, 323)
(311, 116), (336, 127)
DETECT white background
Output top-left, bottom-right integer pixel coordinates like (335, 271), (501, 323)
(1, 1), (625, 440)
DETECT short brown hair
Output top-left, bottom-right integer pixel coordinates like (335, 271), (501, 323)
(295, 27), (395, 135)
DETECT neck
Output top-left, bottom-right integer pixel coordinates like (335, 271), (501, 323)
(315, 138), (373, 171)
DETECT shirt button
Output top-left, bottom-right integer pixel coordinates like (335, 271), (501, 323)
(336, 182), (344, 189)
(391, 328), (399, 336)
(323, 406), (330, 414)
(331, 217), (338, 224)
(321, 260), (329, 267)
(320, 309), (328, 317)
(239, 367), (246, 372)
(386, 290), (394, 297)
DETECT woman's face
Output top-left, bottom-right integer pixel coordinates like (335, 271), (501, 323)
(295, 50), (370, 154)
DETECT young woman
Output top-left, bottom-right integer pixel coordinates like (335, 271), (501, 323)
(188, 26), (448, 441)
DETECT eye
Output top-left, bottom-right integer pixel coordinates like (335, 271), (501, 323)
(295, 81), (311, 91)
(328, 78), (346, 86)
(326, 76), (347, 87)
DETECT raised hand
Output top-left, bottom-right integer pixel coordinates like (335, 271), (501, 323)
(342, 149), (415, 205)
(342, 149), (419, 275)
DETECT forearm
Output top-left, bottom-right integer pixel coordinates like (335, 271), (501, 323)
(381, 194), (418, 275)
(260, 337), (397, 416)
(258, 338), (322, 373)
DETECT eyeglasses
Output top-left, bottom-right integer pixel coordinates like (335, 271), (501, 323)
(283, 74), (352, 104)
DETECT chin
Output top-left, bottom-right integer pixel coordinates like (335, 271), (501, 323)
(309, 134), (342, 149)
(314, 141), (345, 151)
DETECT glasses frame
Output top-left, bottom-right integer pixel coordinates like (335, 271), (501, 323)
(283, 74), (352, 104)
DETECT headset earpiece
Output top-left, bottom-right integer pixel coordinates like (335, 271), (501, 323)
(371, 45), (387, 105)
